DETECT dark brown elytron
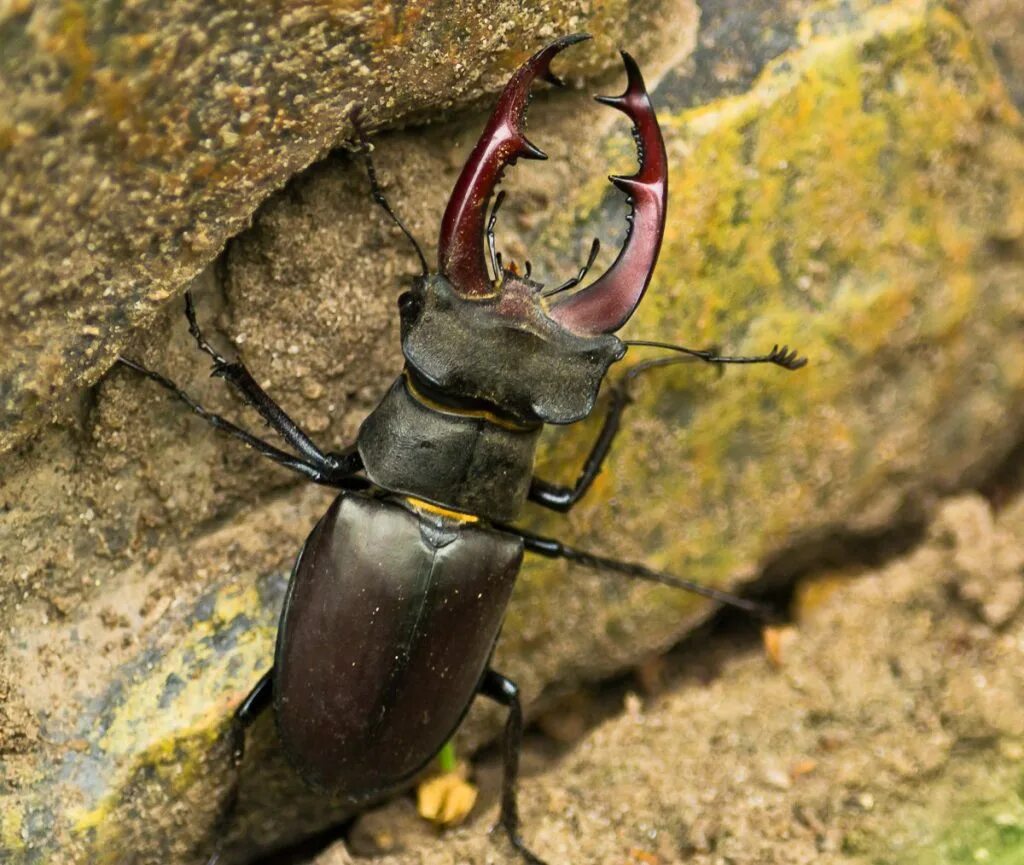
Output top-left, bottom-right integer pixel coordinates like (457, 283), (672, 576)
(121, 33), (805, 865)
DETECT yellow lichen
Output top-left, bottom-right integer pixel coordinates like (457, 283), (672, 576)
(528, 0), (1024, 619)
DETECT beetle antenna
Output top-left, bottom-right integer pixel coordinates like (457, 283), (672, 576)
(626, 340), (808, 371)
(543, 238), (601, 297)
(350, 108), (429, 277)
(486, 190), (507, 281)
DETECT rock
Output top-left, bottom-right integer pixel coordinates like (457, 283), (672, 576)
(0, 0), (688, 453)
(932, 495), (1024, 626)
(965, 0), (1024, 109)
(2, 0), (1024, 863)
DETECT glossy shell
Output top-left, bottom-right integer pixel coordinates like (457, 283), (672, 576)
(273, 492), (523, 796)
(357, 374), (542, 523)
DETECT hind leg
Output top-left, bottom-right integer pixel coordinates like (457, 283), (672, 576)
(478, 669), (548, 865)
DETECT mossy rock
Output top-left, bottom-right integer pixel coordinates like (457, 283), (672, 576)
(2, 1), (1024, 863)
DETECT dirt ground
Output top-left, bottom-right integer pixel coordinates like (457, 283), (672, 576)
(289, 489), (1024, 865)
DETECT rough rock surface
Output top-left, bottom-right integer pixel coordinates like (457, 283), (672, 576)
(0, 0), (684, 452)
(965, 0), (1024, 109)
(313, 491), (1024, 865)
(2, 1), (1024, 864)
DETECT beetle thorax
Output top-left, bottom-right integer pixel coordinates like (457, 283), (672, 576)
(399, 274), (625, 426)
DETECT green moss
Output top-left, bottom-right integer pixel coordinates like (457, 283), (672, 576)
(880, 766), (1024, 865)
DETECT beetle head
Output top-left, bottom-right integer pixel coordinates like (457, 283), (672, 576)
(402, 35), (667, 425)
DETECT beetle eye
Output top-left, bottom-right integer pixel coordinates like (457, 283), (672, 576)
(398, 291), (423, 317)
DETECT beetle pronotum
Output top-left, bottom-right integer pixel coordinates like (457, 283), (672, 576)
(120, 33), (805, 865)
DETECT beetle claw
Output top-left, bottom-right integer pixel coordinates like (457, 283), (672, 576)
(548, 51), (668, 334)
(438, 34), (590, 295)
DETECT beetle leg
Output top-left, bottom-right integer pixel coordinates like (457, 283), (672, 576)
(478, 669), (549, 865)
(121, 289), (368, 486)
(183, 291), (357, 477)
(625, 339), (808, 370)
(202, 669), (276, 865)
(350, 107), (429, 276)
(527, 355), (696, 512)
(231, 667), (274, 765)
(529, 342), (806, 512)
(116, 356), (366, 488)
(527, 369), (630, 512)
(504, 527), (775, 620)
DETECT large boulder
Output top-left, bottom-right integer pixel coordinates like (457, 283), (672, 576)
(2, 0), (1023, 863)
(0, 0), (683, 452)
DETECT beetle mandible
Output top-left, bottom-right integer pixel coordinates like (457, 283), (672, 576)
(120, 33), (806, 865)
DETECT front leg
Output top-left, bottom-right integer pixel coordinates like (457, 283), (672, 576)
(529, 344), (806, 512)
(527, 374), (632, 512)
(117, 355), (366, 489)
(183, 291), (350, 474)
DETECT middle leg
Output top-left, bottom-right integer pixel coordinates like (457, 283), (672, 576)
(182, 291), (350, 476)
(205, 668), (275, 865)
(502, 525), (774, 620)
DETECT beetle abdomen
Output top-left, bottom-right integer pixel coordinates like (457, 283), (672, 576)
(273, 492), (522, 796)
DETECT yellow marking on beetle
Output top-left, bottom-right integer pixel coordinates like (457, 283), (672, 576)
(404, 496), (480, 523)
(402, 371), (536, 433)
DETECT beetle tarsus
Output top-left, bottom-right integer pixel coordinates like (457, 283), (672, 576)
(626, 339), (808, 371)
(184, 290), (230, 366)
(506, 833), (550, 865)
(350, 107), (430, 276)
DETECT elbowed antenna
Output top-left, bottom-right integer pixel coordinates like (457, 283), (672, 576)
(437, 33), (591, 296)
(548, 52), (668, 334)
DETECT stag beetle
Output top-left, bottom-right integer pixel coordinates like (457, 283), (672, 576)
(120, 33), (805, 865)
